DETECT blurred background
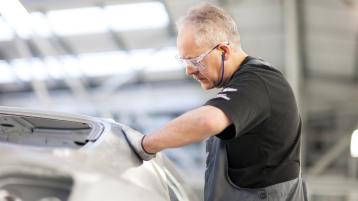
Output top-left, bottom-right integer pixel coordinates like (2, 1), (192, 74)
(0, 0), (357, 200)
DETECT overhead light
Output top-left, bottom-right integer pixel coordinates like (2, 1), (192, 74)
(43, 57), (65, 79)
(77, 48), (180, 76)
(144, 47), (182, 72)
(47, 7), (107, 36)
(351, 129), (358, 158)
(11, 58), (50, 81)
(31, 58), (48, 80)
(128, 49), (155, 71)
(5, 47), (180, 83)
(31, 12), (52, 37)
(0, 2), (50, 39)
(0, 0), (33, 39)
(0, 17), (14, 41)
(61, 56), (83, 77)
(0, 61), (16, 83)
(0, 1), (169, 39)
(11, 59), (33, 81)
(78, 51), (132, 76)
(104, 2), (169, 31)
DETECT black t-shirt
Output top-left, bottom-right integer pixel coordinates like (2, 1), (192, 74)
(205, 56), (301, 188)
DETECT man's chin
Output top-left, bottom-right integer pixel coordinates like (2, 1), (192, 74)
(200, 82), (214, 90)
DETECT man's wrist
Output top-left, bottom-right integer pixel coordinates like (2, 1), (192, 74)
(141, 135), (156, 155)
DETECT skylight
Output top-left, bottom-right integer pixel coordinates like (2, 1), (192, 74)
(0, 0), (32, 38)
(0, 17), (14, 41)
(104, 2), (169, 31)
(43, 57), (65, 79)
(144, 47), (182, 72)
(47, 7), (107, 36)
(31, 58), (49, 80)
(0, 1), (169, 39)
(31, 12), (52, 37)
(61, 56), (83, 77)
(4, 47), (180, 83)
(78, 51), (132, 76)
(11, 59), (33, 81)
(0, 61), (16, 83)
(127, 49), (155, 70)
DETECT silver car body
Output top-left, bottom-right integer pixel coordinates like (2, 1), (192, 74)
(0, 106), (198, 201)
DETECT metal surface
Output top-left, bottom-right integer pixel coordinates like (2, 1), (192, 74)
(0, 106), (198, 201)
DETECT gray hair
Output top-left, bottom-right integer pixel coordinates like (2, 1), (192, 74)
(176, 2), (241, 50)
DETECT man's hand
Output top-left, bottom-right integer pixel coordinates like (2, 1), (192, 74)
(120, 124), (156, 161)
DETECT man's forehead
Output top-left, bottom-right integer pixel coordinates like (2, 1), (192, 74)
(177, 45), (201, 59)
(177, 28), (204, 59)
(177, 26), (196, 47)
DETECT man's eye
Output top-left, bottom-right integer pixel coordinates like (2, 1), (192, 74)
(191, 60), (200, 65)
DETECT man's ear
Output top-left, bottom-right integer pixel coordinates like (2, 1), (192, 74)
(219, 48), (225, 54)
(218, 45), (230, 60)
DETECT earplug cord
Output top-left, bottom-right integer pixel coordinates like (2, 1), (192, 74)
(216, 52), (225, 87)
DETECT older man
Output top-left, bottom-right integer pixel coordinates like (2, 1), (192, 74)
(125, 2), (308, 201)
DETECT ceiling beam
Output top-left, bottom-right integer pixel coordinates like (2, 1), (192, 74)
(307, 135), (350, 175)
(159, 0), (177, 37)
(353, 27), (358, 83)
(97, 5), (128, 51)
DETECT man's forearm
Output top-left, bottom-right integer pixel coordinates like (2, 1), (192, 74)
(142, 106), (231, 153)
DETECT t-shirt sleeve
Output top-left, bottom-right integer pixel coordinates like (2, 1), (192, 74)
(204, 71), (271, 140)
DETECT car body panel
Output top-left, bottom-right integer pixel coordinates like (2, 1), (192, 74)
(0, 106), (198, 201)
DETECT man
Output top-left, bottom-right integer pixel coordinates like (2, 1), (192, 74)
(124, 2), (308, 201)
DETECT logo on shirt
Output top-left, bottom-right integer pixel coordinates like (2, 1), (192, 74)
(215, 93), (230, 100)
(214, 87), (237, 101)
(222, 87), (237, 92)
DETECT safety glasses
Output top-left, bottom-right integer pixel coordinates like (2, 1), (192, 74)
(176, 42), (229, 71)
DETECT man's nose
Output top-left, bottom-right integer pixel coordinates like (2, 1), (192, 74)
(185, 65), (198, 76)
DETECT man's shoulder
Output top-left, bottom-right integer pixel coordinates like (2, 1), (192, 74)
(240, 56), (281, 74)
(229, 57), (283, 85)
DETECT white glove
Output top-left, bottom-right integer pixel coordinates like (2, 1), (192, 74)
(120, 124), (156, 161)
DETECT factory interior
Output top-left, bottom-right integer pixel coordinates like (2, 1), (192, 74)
(0, 0), (357, 200)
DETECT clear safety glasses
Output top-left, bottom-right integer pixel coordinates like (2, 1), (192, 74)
(176, 42), (229, 71)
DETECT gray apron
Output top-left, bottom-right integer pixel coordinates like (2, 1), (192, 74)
(204, 137), (309, 201)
